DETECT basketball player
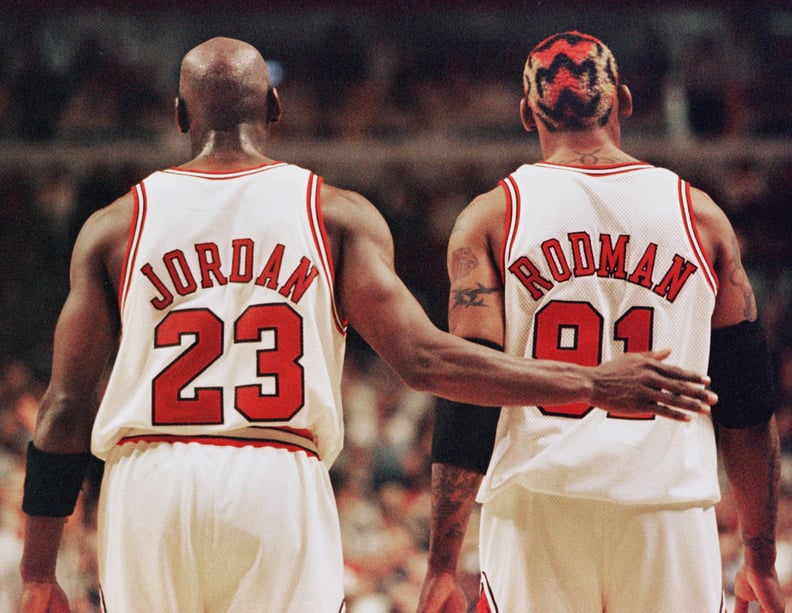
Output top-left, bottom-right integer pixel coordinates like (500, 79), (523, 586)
(19, 37), (716, 613)
(418, 31), (784, 613)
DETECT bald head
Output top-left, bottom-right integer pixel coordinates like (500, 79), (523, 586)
(178, 37), (277, 132)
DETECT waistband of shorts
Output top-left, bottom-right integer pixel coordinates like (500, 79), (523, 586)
(117, 427), (320, 459)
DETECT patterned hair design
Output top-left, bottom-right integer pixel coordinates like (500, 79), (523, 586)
(523, 31), (619, 132)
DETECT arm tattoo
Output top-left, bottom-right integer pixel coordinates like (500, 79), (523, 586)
(742, 426), (780, 558)
(450, 247), (478, 281)
(452, 283), (498, 308)
(726, 235), (757, 320)
(430, 467), (481, 571)
(450, 247), (499, 307)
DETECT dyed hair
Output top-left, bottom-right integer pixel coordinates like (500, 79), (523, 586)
(523, 31), (619, 132)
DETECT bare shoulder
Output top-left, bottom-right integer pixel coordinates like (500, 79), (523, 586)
(320, 182), (387, 231)
(447, 187), (506, 340)
(77, 192), (135, 248)
(687, 185), (734, 265)
(72, 192), (135, 287)
(688, 186), (757, 325)
(449, 185), (508, 255)
(319, 182), (394, 259)
(449, 186), (508, 269)
(688, 185), (733, 235)
(689, 185), (729, 227)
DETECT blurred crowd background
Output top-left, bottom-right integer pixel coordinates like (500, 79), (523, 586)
(0, 1), (790, 611)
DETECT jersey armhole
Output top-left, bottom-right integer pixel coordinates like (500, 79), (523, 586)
(678, 179), (718, 295)
(307, 174), (347, 333)
(119, 184), (147, 314)
(498, 176), (520, 286)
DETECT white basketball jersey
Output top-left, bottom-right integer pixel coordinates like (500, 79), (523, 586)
(479, 162), (719, 506)
(92, 162), (348, 466)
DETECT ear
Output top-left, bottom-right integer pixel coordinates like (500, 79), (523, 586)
(175, 96), (189, 133)
(520, 97), (537, 132)
(617, 84), (633, 119)
(266, 88), (283, 124)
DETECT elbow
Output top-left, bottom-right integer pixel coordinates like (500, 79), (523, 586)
(397, 345), (444, 393)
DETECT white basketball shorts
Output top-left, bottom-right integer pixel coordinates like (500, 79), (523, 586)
(477, 487), (725, 612)
(96, 440), (345, 612)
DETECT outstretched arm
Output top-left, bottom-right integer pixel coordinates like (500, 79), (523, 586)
(325, 184), (715, 415)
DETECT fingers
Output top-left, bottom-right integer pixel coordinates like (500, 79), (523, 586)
(632, 381), (715, 422)
(643, 352), (718, 410)
(732, 566), (785, 613)
(648, 403), (691, 422)
(646, 347), (672, 361)
(656, 385), (717, 411)
(644, 386), (716, 422)
(594, 351), (717, 419)
(645, 349), (712, 386)
(733, 594), (780, 613)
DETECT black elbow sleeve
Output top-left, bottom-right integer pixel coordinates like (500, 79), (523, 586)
(708, 319), (775, 429)
(431, 398), (500, 474)
(432, 336), (503, 473)
(430, 336), (503, 473)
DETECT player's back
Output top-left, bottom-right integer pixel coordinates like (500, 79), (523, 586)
(482, 161), (719, 506)
(92, 162), (347, 465)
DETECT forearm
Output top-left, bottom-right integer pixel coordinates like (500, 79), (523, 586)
(20, 516), (67, 582)
(348, 276), (592, 408)
(33, 393), (95, 453)
(407, 332), (592, 407)
(719, 417), (781, 572)
(427, 462), (483, 576)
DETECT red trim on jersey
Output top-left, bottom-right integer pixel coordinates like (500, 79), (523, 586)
(497, 180), (511, 284)
(118, 433), (319, 459)
(119, 184), (147, 312)
(499, 176), (520, 285)
(256, 425), (315, 440)
(118, 186), (139, 309)
(308, 174), (347, 333)
(477, 572), (498, 612)
(534, 161), (654, 176)
(163, 161), (288, 180)
(678, 179), (718, 295)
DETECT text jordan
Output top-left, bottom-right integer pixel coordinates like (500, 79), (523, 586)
(140, 238), (319, 309)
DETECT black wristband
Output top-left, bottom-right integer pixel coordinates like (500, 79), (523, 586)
(23, 442), (92, 517)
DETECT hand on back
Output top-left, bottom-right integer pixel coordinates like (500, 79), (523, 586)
(590, 348), (717, 421)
